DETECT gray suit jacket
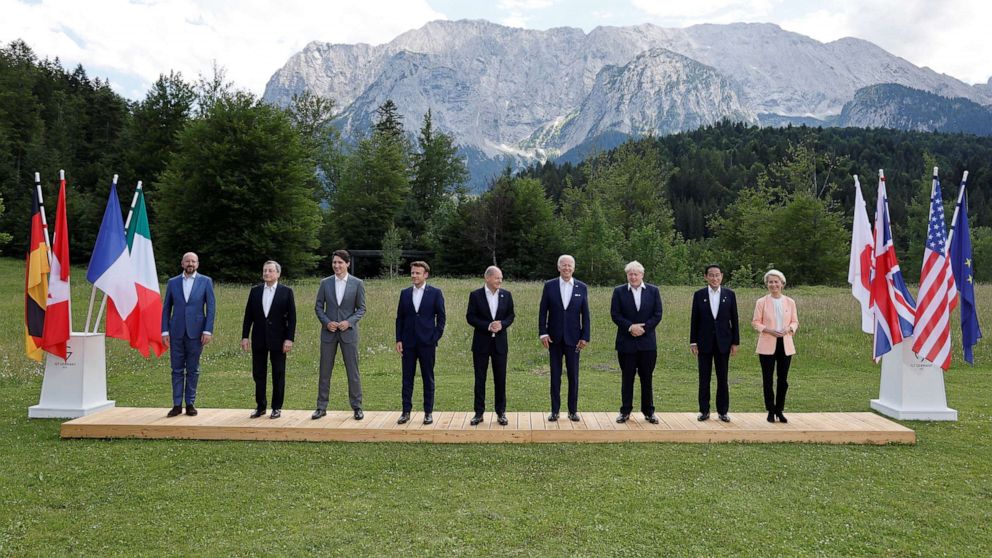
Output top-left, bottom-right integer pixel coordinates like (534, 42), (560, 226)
(315, 275), (366, 344)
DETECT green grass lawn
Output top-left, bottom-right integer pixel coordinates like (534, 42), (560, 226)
(1, 257), (990, 556)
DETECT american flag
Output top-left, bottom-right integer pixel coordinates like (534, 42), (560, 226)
(870, 171), (917, 361)
(911, 170), (956, 369)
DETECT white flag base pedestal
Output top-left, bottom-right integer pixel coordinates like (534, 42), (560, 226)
(29, 333), (115, 419)
(870, 341), (957, 421)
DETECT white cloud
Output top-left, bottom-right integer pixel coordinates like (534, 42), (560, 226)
(0, 0), (446, 99)
(779, 0), (992, 85)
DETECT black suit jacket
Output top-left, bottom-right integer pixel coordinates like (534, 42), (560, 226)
(242, 283), (297, 351)
(395, 284), (446, 348)
(538, 278), (591, 346)
(689, 286), (740, 354)
(466, 287), (515, 354)
(610, 283), (663, 353)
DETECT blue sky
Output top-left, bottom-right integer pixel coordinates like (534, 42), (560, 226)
(1, 0), (989, 100)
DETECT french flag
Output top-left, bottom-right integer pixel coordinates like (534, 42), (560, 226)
(870, 171), (917, 361)
(86, 178), (140, 348)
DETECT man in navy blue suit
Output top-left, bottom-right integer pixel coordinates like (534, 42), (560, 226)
(466, 266), (515, 426)
(395, 261), (446, 425)
(538, 254), (590, 422)
(161, 252), (216, 417)
(610, 261), (663, 424)
(689, 264), (739, 422)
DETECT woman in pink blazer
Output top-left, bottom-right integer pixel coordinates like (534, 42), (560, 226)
(751, 269), (799, 423)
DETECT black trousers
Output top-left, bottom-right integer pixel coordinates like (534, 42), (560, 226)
(697, 350), (730, 415)
(618, 350), (656, 415)
(401, 344), (436, 414)
(759, 337), (791, 413)
(549, 342), (580, 415)
(252, 347), (286, 411)
(473, 345), (507, 415)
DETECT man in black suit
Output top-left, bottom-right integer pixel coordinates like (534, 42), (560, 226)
(241, 260), (296, 419)
(395, 261), (446, 425)
(689, 264), (739, 422)
(538, 254), (590, 422)
(466, 266), (516, 426)
(610, 261), (663, 424)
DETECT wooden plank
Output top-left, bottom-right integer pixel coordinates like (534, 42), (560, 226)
(60, 408), (915, 445)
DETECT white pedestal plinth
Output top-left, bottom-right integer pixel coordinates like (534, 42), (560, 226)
(870, 341), (957, 421)
(29, 333), (115, 419)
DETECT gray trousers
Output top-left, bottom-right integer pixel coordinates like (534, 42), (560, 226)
(316, 337), (362, 411)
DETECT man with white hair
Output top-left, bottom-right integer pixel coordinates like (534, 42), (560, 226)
(538, 254), (590, 422)
(610, 261), (663, 424)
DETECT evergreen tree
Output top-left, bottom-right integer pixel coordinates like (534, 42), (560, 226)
(157, 92), (321, 281)
(400, 109), (468, 247)
(125, 71), (195, 192)
(329, 99), (411, 250)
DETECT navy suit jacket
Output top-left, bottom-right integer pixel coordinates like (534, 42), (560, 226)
(395, 284), (446, 348)
(689, 286), (740, 354)
(241, 283), (296, 352)
(538, 278), (590, 346)
(466, 287), (515, 355)
(162, 273), (216, 340)
(610, 283), (663, 353)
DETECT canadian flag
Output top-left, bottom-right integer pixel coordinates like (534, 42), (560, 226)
(41, 174), (71, 359)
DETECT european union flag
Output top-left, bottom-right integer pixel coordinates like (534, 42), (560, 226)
(949, 178), (982, 363)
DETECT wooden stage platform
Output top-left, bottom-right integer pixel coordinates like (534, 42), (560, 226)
(61, 408), (915, 444)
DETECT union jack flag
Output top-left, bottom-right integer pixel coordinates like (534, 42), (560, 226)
(911, 169), (955, 369)
(870, 171), (917, 361)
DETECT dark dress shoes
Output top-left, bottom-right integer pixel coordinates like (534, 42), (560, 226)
(616, 413), (630, 423)
(718, 414), (731, 422)
(644, 414), (659, 424)
(697, 412), (710, 421)
(185, 405), (198, 416)
(497, 414), (508, 426)
(311, 409), (326, 420)
(776, 412), (788, 423)
(568, 412), (580, 422)
(270, 409), (281, 419)
(423, 414), (433, 425)
(354, 409), (364, 421)
(167, 405), (182, 417)
(249, 409), (266, 419)
(397, 413), (410, 424)
(470, 414), (484, 426)
(547, 412), (559, 422)
(767, 412), (776, 423)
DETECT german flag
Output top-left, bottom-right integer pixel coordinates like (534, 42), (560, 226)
(25, 183), (50, 361)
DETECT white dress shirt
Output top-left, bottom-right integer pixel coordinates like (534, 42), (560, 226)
(628, 283), (643, 311)
(486, 287), (500, 320)
(335, 273), (349, 306)
(709, 287), (721, 319)
(559, 277), (574, 310)
(262, 282), (277, 317)
(182, 272), (197, 302)
(412, 284), (426, 312)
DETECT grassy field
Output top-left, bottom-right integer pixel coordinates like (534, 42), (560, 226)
(0, 257), (990, 556)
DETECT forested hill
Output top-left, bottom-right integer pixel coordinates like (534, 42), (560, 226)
(522, 122), (992, 240)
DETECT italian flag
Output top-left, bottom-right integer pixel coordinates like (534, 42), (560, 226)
(120, 186), (165, 358)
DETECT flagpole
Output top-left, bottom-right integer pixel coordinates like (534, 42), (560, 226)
(93, 176), (137, 333)
(86, 174), (118, 333)
(35, 172), (54, 267)
(946, 171), (968, 249)
(60, 169), (73, 333)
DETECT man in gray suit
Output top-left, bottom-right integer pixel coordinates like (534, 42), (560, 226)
(313, 250), (367, 420)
